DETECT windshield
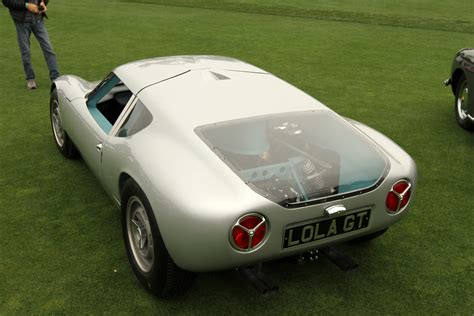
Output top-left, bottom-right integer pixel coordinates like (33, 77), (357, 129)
(196, 111), (389, 207)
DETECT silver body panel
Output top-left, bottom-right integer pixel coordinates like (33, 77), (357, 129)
(54, 56), (417, 272)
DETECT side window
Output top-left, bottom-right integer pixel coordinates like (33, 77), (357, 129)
(87, 73), (133, 133)
(117, 99), (153, 137)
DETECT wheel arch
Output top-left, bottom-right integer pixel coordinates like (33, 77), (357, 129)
(119, 172), (134, 197)
(451, 68), (465, 94)
(117, 171), (182, 264)
(118, 172), (151, 206)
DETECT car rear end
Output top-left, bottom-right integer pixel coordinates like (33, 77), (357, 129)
(161, 110), (416, 272)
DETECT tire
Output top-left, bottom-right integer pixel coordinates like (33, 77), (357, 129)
(350, 228), (388, 243)
(50, 89), (79, 158)
(454, 74), (474, 131)
(121, 179), (194, 297)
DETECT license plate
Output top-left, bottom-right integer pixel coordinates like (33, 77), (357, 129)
(283, 209), (371, 248)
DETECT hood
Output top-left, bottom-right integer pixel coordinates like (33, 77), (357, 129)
(457, 48), (474, 63)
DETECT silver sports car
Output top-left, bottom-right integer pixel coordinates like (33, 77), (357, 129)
(50, 56), (417, 297)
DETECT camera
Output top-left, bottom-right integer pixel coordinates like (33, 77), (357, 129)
(38, 4), (45, 12)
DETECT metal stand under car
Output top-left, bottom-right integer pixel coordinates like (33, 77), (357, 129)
(241, 246), (359, 295)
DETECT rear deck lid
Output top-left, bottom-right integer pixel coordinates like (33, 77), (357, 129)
(196, 110), (389, 208)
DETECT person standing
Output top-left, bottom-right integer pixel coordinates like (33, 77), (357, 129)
(2, 0), (59, 89)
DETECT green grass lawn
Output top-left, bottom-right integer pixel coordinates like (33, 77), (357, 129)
(0, 0), (473, 313)
(128, 0), (474, 33)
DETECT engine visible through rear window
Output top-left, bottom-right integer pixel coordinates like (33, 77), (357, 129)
(196, 111), (388, 207)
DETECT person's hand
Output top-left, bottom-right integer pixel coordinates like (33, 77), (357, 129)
(39, 2), (47, 13)
(26, 3), (39, 14)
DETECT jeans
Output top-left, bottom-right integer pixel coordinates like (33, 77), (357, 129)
(14, 19), (59, 81)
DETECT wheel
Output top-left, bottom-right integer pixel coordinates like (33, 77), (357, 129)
(454, 74), (474, 131)
(50, 89), (79, 158)
(350, 228), (388, 243)
(121, 179), (194, 297)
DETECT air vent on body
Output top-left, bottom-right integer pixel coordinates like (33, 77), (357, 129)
(210, 71), (230, 81)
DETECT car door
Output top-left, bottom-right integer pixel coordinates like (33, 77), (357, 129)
(72, 73), (134, 181)
(70, 96), (107, 178)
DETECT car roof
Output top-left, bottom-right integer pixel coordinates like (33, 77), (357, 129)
(114, 55), (268, 94)
(115, 56), (329, 128)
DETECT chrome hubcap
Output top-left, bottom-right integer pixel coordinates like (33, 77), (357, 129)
(457, 83), (469, 120)
(126, 197), (154, 273)
(51, 100), (65, 147)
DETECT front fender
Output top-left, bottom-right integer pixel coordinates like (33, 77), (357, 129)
(450, 49), (474, 113)
(53, 75), (95, 101)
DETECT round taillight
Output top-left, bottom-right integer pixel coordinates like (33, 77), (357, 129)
(230, 214), (267, 251)
(386, 180), (412, 213)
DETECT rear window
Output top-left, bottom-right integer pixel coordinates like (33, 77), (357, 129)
(196, 111), (389, 207)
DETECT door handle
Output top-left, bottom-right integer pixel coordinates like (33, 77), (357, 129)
(96, 143), (103, 152)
